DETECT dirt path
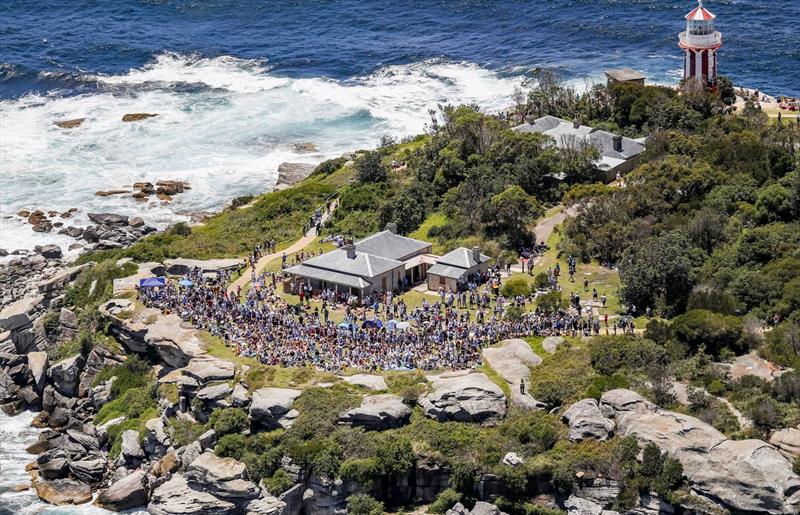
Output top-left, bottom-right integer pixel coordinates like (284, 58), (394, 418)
(508, 206), (574, 275)
(226, 202), (336, 294)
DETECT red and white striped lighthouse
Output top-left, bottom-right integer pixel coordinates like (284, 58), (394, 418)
(678, 0), (723, 89)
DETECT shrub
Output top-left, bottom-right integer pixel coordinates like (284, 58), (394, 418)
(263, 469), (295, 496)
(536, 291), (565, 313)
(501, 278), (530, 298)
(533, 272), (550, 290)
(585, 374), (629, 400)
(169, 418), (206, 447)
(429, 488), (462, 514)
(208, 407), (250, 436)
(92, 355), (151, 397)
(215, 433), (248, 461)
(773, 370), (800, 403)
(589, 337), (667, 376)
(96, 385), (157, 425)
(355, 151), (388, 183)
(671, 309), (744, 357)
(347, 494), (384, 515)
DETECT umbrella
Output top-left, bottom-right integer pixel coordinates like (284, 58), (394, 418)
(338, 321), (353, 330)
(362, 319), (384, 329)
(179, 279), (194, 287)
(139, 277), (167, 288)
(395, 321), (411, 331)
(386, 319), (399, 331)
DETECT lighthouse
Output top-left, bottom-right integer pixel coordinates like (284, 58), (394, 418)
(678, 0), (723, 89)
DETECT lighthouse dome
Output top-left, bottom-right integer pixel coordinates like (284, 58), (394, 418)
(686, 1), (716, 21)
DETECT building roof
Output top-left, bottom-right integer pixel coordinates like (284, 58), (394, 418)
(284, 264), (371, 289)
(604, 68), (647, 82)
(427, 264), (469, 280)
(296, 248), (403, 279)
(437, 247), (491, 269)
(354, 230), (431, 261)
(512, 116), (645, 164)
(686, 5), (715, 21)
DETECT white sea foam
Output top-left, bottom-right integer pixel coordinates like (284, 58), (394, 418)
(0, 54), (523, 254)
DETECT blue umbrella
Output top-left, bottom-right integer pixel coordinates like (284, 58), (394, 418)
(179, 279), (194, 287)
(338, 321), (353, 330)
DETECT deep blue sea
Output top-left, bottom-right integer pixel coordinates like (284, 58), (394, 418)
(0, 0), (798, 255)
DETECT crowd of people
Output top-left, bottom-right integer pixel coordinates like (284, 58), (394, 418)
(138, 257), (633, 371)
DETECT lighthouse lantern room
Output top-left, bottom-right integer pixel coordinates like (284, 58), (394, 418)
(678, 0), (723, 89)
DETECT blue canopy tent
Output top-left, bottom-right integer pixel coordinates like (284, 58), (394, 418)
(337, 321), (354, 330)
(139, 277), (167, 288)
(362, 319), (383, 329)
(178, 279), (194, 287)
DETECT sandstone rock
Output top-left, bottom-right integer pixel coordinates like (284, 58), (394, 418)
(34, 244), (62, 259)
(37, 263), (93, 295)
(182, 356), (236, 383)
(562, 399), (615, 441)
(542, 336), (565, 354)
(148, 474), (237, 515)
(54, 118), (86, 129)
(563, 495), (618, 515)
(95, 190), (130, 197)
(144, 417), (170, 458)
(340, 394), (411, 430)
(482, 338), (545, 409)
(0, 294), (42, 331)
(28, 351), (48, 394)
(420, 371), (507, 424)
(122, 113), (158, 122)
(232, 383), (251, 407)
(34, 478), (92, 505)
(157, 451), (181, 476)
(181, 440), (202, 469)
(470, 501), (509, 515)
(128, 216), (145, 227)
(198, 429), (217, 450)
(598, 388), (648, 418)
(133, 182), (156, 194)
(293, 142), (318, 153)
(38, 454), (69, 479)
(69, 458), (106, 483)
(343, 373), (387, 390)
(163, 258), (241, 276)
(770, 428), (800, 460)
(145, 318), (206, 368)
(250, 388), (302, 429)
(197, 383), (232, 402)
(246, 496), (287, 515)
(97, 469), (149, 511)
(88, 213), (129, 226)
(48, 354), (86, 397)
(121, 429), (145, 461)
(185, 452), (260, 501)
(502, 452), (524, 467)
(275, 162), (315, 189)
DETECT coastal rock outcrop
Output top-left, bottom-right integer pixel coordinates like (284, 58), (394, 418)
(770, 428), (800, 460)
(562, 399), (615, 441)
(274, 162), (316, 190)
(339, 394), (411, 430)
(97, 470), (149, 511)
(420, 371), (507, 424)
(185, 452), (260, 502)
(250, 387), (302, 429)
(148, 474), (237, 515)
(482, 338), (545, 409)
(34, 478), (93, 505)
(122, 113), (158, 122)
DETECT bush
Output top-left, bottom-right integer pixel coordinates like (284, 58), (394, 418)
(429, 488), (462, 514)
(169, 418), (206, 447)
(536, 291), (565, 313)
(215, 433), (248, 461)
(96, 385), (157, 425)
(501, 278), (530, 298)
(92, 355), (151, 397)
(347, 494), (384, 515)
(208, 407), (250, 436)
(263, 469), (295, 496)
(584, 374), (629, 400)
(671, 309), (744, 357)
(589, 337), (667, 376)
(355, 151), (388, 183)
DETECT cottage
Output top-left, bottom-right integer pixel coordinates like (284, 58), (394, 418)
(284, 224), (436, 297)
(604, 68), (647, 86)
(427, 246), (491, 292)
(512, 116), (645, 181)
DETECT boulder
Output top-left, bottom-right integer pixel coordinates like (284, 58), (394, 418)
(34, 478), (92, 505)
(34, 244), (62, 259)
(185, 452), (260, 501)
(563, 495), (618, 515)
(275, 162), (316, 189)
(197, 383), (232, 402)
(770, 428), (800, 460)
(502, 452), (524, 467)
(482, 338), (545, 409)
(562, 399), (615, 441)
(143, 417), (170, 458)
(246, 496), (287, 515)
(128, 216), (145, 227)
(232, 383), (251, 407)
(293, 142), (318, 153)
(37, 262), (93, 295)
(157, 451), (181, 476)
(250, 388), (302, 429)
(27, 351), (48, 394)
(69, 458), (106, 483)
(198, 429), (217, 450)
(343, 373), (387, 391)
(121, 429), (145, 461)
(181, 440), (202, 469)
(542, 336), (565, 354)
(148, 474), (237, 515)
(182, 356), (236, 383)
(87, 213), (129, 226)
(420, 371), (507, 424)
(339, 394), (411, 430)
(48, 354), (86, 397)
(0, 294), (42, 331)
(54, 118), (86, 129)
(145, 317), (206, 368)
(122, 113), (158, 122)
(38, 455), (69, 479)
(470, 502), (509, 515)
(97, 470), (149, 511)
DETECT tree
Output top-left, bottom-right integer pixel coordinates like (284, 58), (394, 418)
(717, 76), (736, 106)
(486, 185), (543, 246)
(347, 494), (384, 515)
(355, 150), (388, 183)
(671, 309), (744, 357)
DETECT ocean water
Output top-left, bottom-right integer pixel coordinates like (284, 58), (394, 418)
(1, 0), (798, 254)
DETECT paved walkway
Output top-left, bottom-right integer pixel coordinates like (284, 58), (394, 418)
(508, 206), (574, 275)
(226, 203), (336, 295)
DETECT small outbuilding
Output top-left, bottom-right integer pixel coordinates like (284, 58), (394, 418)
(427, 246), (491, 292)
(604, 68), (647, 86)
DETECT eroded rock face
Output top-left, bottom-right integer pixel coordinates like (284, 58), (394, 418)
(250, 388), (302, 429)
(482, 338), (545, 409)
(185, 452), (260, 502)
(148, 473), (237, 515)
(48, 354), (86, 397)
(342, 373), (387, 391)
(420, 371), (507, 424)
(34, 478), (92, 505)
(562, 399), (615, 441)
(97, 470), (149, 511)
(771, 428), (800, 460)
(598, 389), (800, 514)
(339, 394), (411, 430)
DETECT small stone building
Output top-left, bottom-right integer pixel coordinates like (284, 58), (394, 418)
(427, 247), (491, 292)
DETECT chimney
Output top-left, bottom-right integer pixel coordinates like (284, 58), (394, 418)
(525, 115), (536, 125)
(344, 244), (356, 259)
(472, 246), (481, 264)
(612, 135), (623, 152)
(385, 222), (397, 234)
(573, 118), (580, 129)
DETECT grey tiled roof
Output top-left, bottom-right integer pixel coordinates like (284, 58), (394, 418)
(284, 263), (371, 288)
(427, 264), (469, 279)
(354, 230), (432, 261)
(512, 116), (645, 161)
(437, 247), (491, 269)
(298, 248), (403, 279)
